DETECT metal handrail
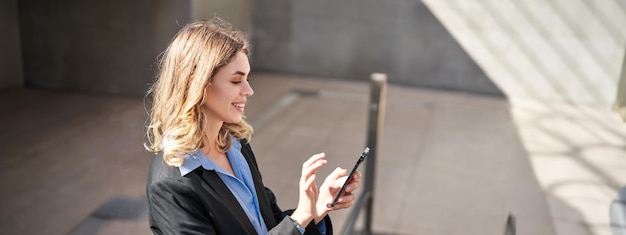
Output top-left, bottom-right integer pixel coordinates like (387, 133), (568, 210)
(340, 191), (371, 235)
(505, 213), (516, 235)
(341, 73), (387, 235)
(338, 74), (516, 235)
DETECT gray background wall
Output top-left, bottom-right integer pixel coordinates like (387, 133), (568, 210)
(3, 1), (624, 104)
(0, 0), (23, 88)
(191, 0), (253, 37)
(15, 0), (190, 95)
(252, 0), (502, 96)
(1, 0), (254, 95)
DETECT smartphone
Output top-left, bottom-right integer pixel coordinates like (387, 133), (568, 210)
(329, 147), (369, 207)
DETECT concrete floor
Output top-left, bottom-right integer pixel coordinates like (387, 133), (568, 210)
(0, 72), (624, 235)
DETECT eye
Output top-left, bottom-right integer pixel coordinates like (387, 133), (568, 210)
(231, 78), (243, 84)
(232, 77), (249, 84)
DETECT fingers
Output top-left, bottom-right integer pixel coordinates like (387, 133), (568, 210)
(344, 172), (361, 192)
(343, 180), (360, 193)
(324, 171), (361, 210)
(300, 153), (327, 184)
(330, 193), (356, 209)
(325, 167), (348, 183)
(303, 174), (317, 191)
(330, 175), (360, 202)
(303, 153), (326, 169)
(327, 170), (361, 193)
(301, 153), (327, 176)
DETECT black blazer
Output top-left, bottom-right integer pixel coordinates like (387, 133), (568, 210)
(146, 140), (332, 235)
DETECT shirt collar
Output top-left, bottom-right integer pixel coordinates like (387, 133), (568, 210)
(178, 137), (243, 176)
(178, 151), (203, 176)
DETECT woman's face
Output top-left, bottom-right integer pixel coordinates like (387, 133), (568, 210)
(203, 51), (253, 124)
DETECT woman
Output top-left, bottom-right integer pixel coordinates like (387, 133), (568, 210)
(145, 19), (360, 235)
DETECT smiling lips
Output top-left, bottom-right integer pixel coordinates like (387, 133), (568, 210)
(233, 102), (245, 112)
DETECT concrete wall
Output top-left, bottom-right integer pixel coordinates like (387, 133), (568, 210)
(252, 0), (626, 104)
(191, 0), (253, 37)
(18, 0), (190, 95)
(252, 0), (503, 96)
(0, 0), (23, 88)
(425, 0), (626, 105)
(8, 1), (624, 103)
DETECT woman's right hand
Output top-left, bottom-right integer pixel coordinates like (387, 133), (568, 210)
(290, 153), (327, 228)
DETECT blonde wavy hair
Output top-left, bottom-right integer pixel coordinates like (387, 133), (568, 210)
(145, 19), (253, 167)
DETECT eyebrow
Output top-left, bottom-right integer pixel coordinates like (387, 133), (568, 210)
(232, 71), (247, 76)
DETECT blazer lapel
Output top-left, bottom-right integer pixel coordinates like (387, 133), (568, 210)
(240, 141), (278, 228)
(198, 169), (257, 235)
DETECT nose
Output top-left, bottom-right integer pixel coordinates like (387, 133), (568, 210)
(242, 80), (254, 97)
